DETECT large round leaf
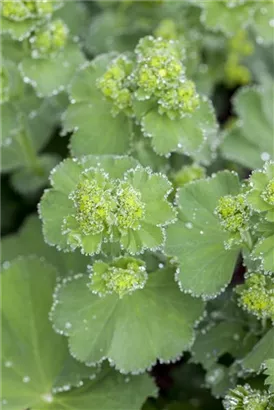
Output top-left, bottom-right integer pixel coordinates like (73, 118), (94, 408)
(51, 267), (205, 373)
(1, 257), (156, 409)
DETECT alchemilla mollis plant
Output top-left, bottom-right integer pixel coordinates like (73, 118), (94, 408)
(1, 1), (274, 409)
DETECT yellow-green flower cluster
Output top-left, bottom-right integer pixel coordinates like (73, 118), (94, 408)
(97, 56), (134, 116)
(30, 19), (68, 58)
(247, 162), (274, 222)
(71, 175), (116, 236)
(224, 30), (254, 87)
(1, 0), (54, 21)
(215, 194), (250, 234)
(116, 182), (145, 233)
(133, 36), (199, 119)
(223, 384), (271, 410)
(89, 257), (148, 298)
(67, 169), (146, 240)
(236, 273), (274, 321)
(171, 164), (206, 189)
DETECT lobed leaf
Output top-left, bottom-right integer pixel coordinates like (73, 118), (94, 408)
(51, 267), (205, 373)
(166, 171), (241, 299)
(1, 257), (156, 409)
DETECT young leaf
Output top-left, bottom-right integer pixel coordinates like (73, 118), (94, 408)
(1, 215), (89, 276)
(51, 267), (205, 373)
(264, 359), (274, 393)
(166, 171), (241, 299)
(63, 54), (132, 156)
(241, 328), (274, 373)
(1, 257), (156, 409)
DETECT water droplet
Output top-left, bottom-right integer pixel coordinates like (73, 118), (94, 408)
(23, 376), (30, 383)
(4, 361), (13, 368)
(269, 19), (274, 27)
(233, 333), (240, 341)
(261, 152), (270, 161)
(41, 393), (53, 403)
(185, 222), (193, 229)
(200, 230), (204, 235)
(65, 322), (72, 329)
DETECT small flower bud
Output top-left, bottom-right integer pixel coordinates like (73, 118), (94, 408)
(89, 257), (148, 298)
(30, 19), (68, 58)
(215, 194), (250, 234)
(171, 164), (206, 188)
(236, 273), (274, 321)
(223, 384), (271, 410)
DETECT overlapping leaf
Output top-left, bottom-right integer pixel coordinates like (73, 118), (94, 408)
(166, 171), (241, 299)
(63, 54), (132, 156)
(1, 215), (89, 276)
(241, 328), (274, 373)
(221, 84), (274, 169)
(20, 43), (85, 97)
(1, 257), (156, 409)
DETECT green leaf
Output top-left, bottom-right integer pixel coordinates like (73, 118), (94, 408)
(1, 92), (68, 173)
(241, 328), (274, 373)
(252, 235), (274, 272)
(200, 2), (253, 37)
(264, 359), (274, 393)
(1, 103), (21, 147)
(1, 257), (156, 409)
(253, 4), (274, 45)
(11, 154), (60, 195)
(20, 43), (85, 97)
(221, 85), (274, 169)
(51, 267), (205, 373)
(1, 16), (38, 41)
(63, 55), (132, 156)
(141, 109), (204, 157)
(53, 0), (89, 37)
(165, 171), (241, 299)
(1, 215), (89, 277)
(191, 322), (246, 370)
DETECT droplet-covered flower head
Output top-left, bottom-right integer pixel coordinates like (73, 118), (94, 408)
(96, 35), (200, 121)
(97, 55), (134, 116)
(30, 19), (68, 58)
(133, 36), (199, 119)
(236, 273), (274, 321)
(1, 0), (55, 21)
(88, 256), (147, 298)
(215, 194), (250, 234)
(247, 161), (274, 222)
(223, 384), (272, 410)
(39, 156), (176, 256)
